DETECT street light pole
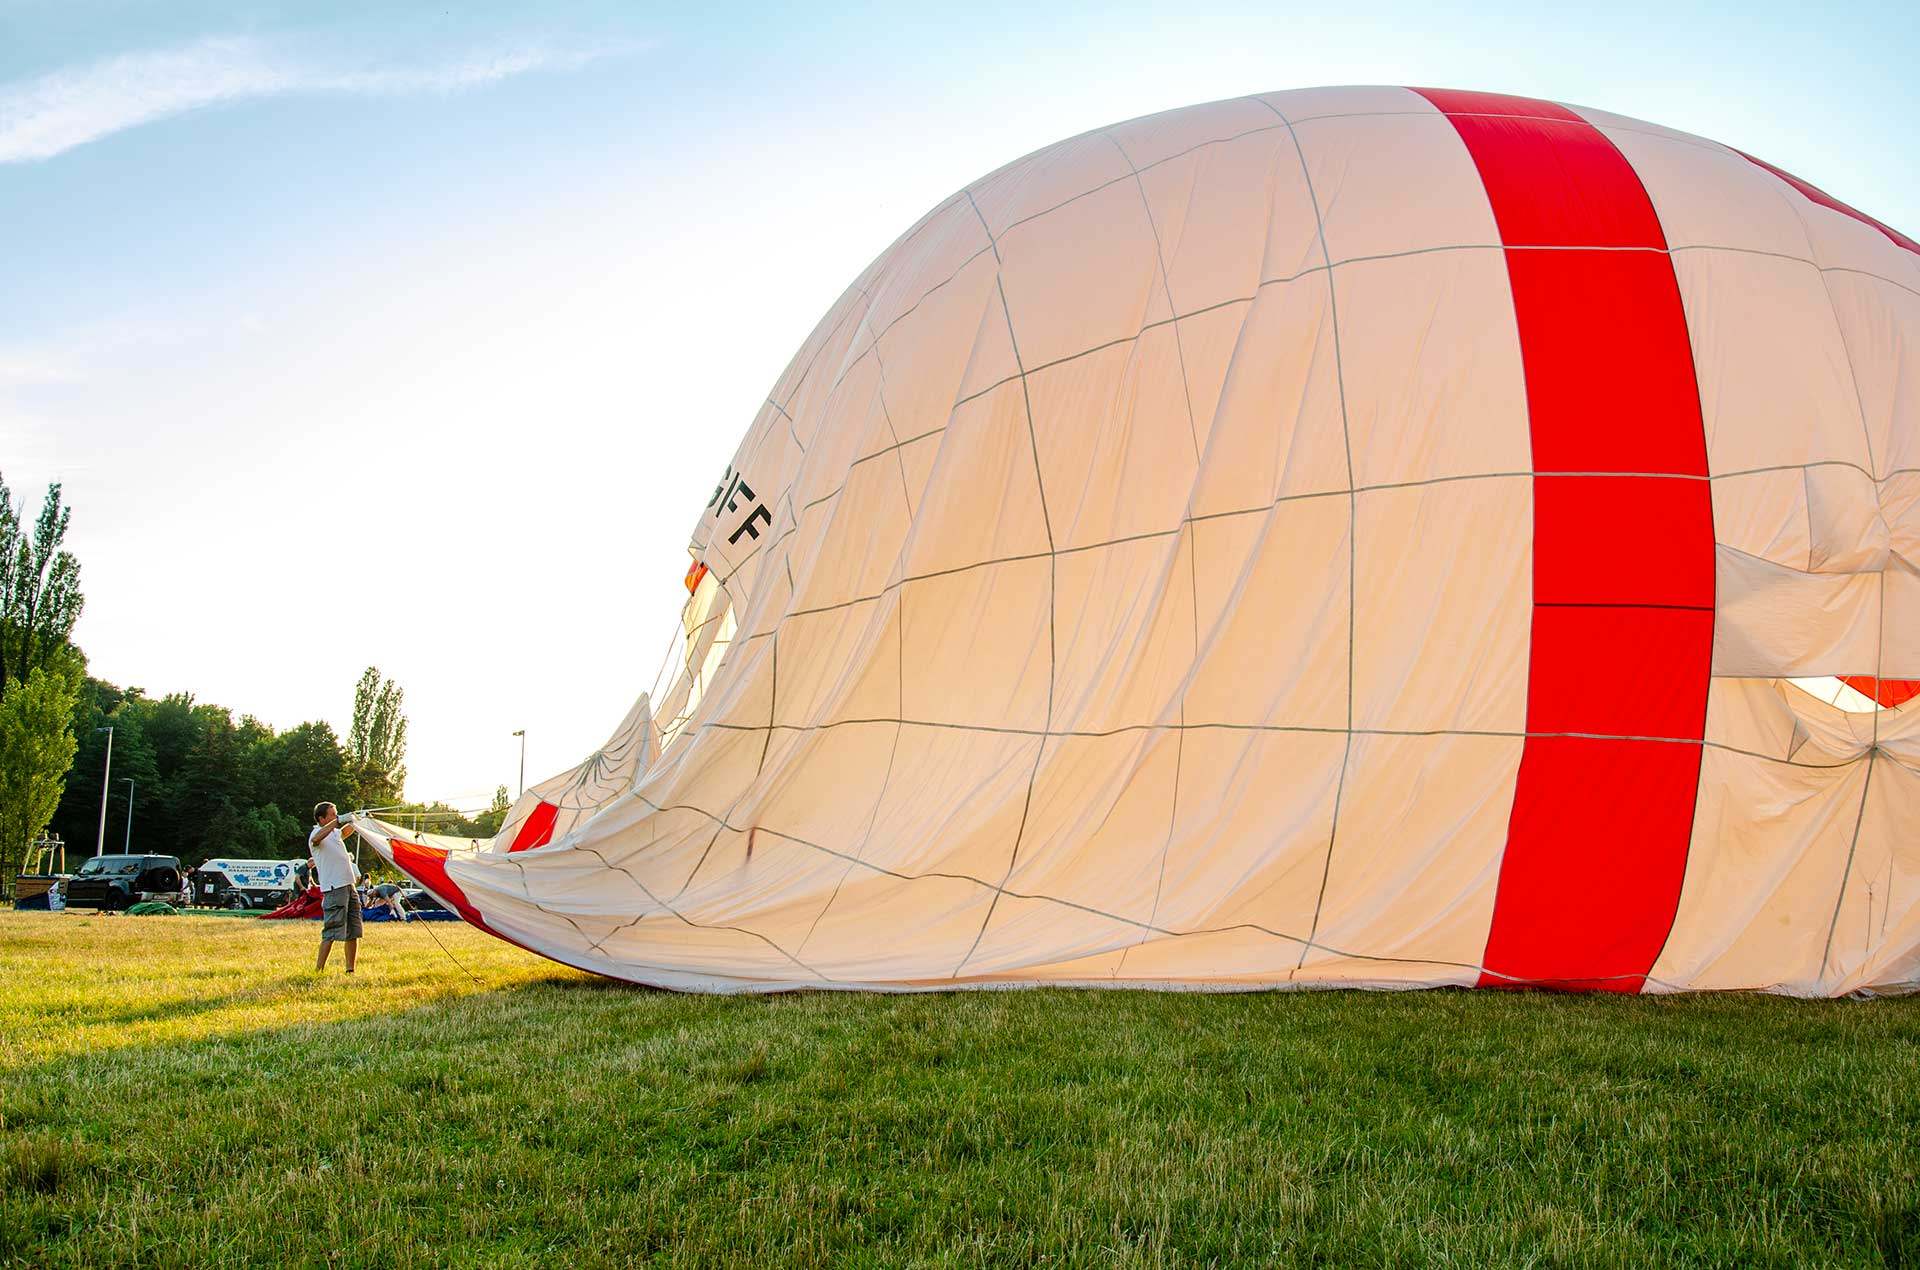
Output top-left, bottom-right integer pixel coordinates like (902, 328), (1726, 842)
(94, 726), (114, 857)
(123, 778), (136, 853)
(513, 730), (526, 798)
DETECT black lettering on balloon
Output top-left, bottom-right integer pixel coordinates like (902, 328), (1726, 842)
(708, 464), (771, 548)
(728, 504), (772, 544)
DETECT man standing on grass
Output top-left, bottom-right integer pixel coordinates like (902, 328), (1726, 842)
(309, 802), (362, 974)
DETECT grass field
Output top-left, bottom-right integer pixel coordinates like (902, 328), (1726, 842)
(1, 912), (1916, 1266)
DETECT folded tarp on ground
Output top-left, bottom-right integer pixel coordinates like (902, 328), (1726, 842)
(364, 907), (459, 922)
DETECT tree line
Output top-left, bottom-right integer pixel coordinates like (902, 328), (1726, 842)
(0, 471), (508, 885)
(46, 672), (508, 870)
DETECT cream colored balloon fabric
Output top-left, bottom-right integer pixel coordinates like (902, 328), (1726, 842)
(365, 86), (1919, 995)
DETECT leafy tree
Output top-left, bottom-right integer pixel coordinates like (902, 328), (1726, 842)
(267, 721), (353, 826)
(177, 702), (246, 823)
(347, 666), (407, 810)
(51, 686), (348, 868)
(0, 474), (83, 700)
(0, 664), (81, 885)
(57, 684), (160, 856)
(204, 801), (302, 859)
(44, 665), (501, 874)
(475, 785), (512, 838)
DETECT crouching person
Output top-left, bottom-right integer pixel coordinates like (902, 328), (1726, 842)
(366, 880), (410, 922)
(309, 802), (363, 973)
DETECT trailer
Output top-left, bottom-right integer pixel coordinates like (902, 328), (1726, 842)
(193, 859), (299, 911)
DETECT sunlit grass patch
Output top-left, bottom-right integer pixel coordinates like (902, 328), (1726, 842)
(0, 912), (1915, 1265)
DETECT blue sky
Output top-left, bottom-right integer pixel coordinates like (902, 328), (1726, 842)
(4, 1), (1915, 803)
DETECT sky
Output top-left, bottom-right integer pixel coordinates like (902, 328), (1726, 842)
(4, 1), (1916, 807)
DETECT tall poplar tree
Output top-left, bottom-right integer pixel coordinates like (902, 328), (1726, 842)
(0, 473), (84, 699)
(0, 665), (81, 884)
(347, 666), (408, 810)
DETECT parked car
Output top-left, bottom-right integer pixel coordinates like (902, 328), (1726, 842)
(62, 855), (183, 911)
(192, 859), (299, 910)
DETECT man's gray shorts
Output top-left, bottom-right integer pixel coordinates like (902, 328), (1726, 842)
(320, 885), (363, 942)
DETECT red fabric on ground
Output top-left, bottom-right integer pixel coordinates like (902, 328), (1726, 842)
(260, 887), (323, 920)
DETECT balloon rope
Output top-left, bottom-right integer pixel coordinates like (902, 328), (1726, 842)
(414, 908), (484, 988)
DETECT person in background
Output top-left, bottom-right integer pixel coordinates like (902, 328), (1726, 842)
(365, 880), (410, 922)
(309, 803), (362, 974)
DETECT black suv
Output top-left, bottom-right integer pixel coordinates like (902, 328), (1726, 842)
(62, 854), (183, 911)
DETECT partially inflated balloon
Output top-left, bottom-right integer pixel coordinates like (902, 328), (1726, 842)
(368, 87), (1920, 996)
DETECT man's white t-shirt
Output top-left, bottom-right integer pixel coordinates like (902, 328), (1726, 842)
(309, 825), (360, 891)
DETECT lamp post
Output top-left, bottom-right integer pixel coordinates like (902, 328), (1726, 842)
(122, 778), (136, 853)
(513, 730), (526, 798)
(94, 726), (114, 857)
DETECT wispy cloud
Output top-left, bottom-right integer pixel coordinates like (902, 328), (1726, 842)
(0, 35), (636, 163)
(0, 348), (80, 388)
(0, 309), (262, 393)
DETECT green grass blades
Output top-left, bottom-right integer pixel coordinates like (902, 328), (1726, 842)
(1, 913), (1916, 1266)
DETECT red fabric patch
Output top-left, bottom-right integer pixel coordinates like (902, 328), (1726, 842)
(507, 801), (559, 854)
(1414, 88), (1714, 993)
(1526, 606), (1714, 738)
(1428, 110), (1665, 248)
(1412, 89), (1584, 123)
(389, 836), (487, 928)
(1483, 737), (1705, 991)
(684, 560), (710, 593)
(1532, 476), (1715, 607)
(1840, 676), (1920, 709)
(387, 834), (544, 960)
(1503, 251), (1708, 473)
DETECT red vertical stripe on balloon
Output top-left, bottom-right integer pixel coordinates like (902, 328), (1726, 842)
(1413, 89), (1715, 992)
(507, 801), (560, 853)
